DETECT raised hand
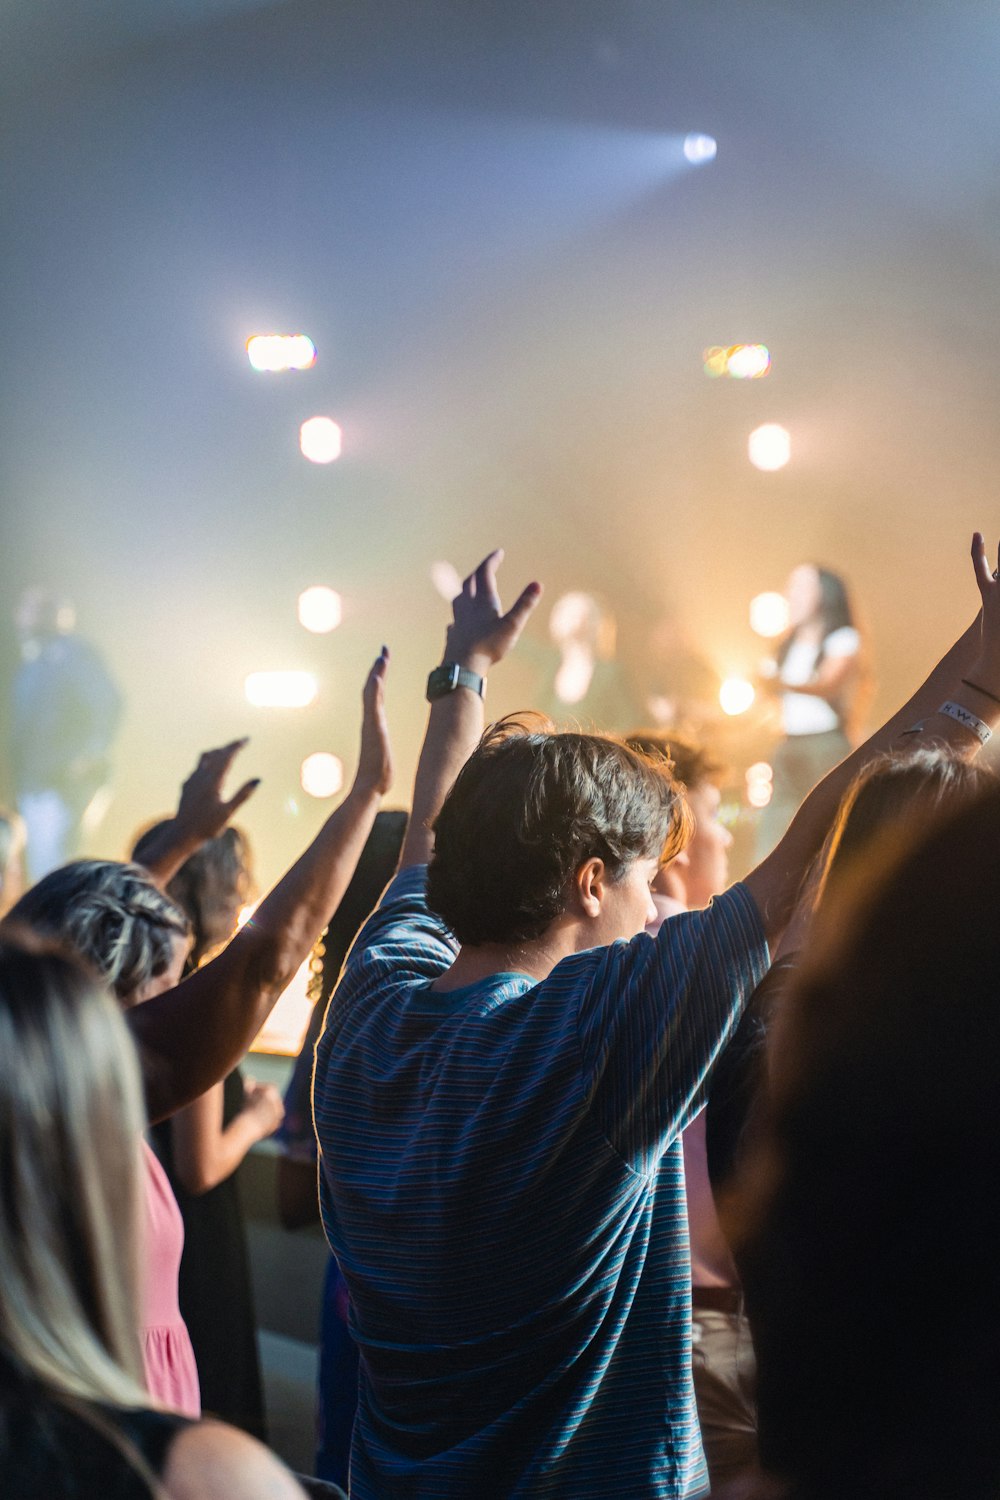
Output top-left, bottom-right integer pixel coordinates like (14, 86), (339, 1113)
(174, 740), (260, 845)
(445, 549), (543, 674)
(968, 533), (1000, 690)
(354, 647), (393, 796)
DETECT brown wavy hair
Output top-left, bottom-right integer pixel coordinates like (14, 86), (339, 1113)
(428, 715), (692, 946)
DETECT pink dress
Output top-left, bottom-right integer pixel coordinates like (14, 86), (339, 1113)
(140, 1139), (201, 1416)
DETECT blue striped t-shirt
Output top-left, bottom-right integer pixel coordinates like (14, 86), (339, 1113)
(314, 865), (767, 1498)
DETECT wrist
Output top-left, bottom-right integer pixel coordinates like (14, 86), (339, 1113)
(442, 631), (491, 677)
(963, 660), (1000, 709)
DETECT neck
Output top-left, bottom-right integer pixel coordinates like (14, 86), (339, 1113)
(432, 921), (580, 991)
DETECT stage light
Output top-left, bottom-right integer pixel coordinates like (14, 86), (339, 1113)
(430, 561), (463, 601)
(748, 423), (790, 472)
(300, 752), (344, 799)
(246, 334), (317, 372)
(300, 417), (342, 464)
(702, 344), (771, 380)
(746, 760), (774, 808)
(244, 671), (318, 708)
(749, 591), (790, 638)
(726, 344), (771, 379)
(719, 677), (755, 716)
(683, 134), (717, 164)
(298, 586), (342, 634)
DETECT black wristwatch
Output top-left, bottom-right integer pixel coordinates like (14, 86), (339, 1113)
(426, 662), (486, 702)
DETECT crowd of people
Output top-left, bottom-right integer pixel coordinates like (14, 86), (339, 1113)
(2, 536), (1000, 1498)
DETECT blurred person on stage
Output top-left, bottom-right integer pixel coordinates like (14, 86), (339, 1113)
(755, 565), (870, 858)
(11, 587), (122, 881)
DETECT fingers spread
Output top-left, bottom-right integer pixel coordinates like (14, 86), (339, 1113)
(226, 778), (261, 815)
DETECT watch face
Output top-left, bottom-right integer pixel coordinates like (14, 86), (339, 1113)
(427, 663), (460, 700)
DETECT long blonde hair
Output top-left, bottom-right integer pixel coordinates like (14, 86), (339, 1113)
(0, 927), (151, 1408)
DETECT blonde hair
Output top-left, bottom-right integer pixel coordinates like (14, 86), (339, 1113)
(0, 927), (151, 1408)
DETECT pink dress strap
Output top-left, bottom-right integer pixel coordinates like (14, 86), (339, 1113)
(140, 1139), (201, 1417)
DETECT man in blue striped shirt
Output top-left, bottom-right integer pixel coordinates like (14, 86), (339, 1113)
(315, 545), (997, 1497)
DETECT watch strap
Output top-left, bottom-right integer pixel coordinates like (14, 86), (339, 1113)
(426, 662), (486, 702)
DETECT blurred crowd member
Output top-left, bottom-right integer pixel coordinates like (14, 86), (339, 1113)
(132, 822), (283, 1439)
(277, 809), (408, 1489)
(11, 587), (122, 882)
(756, 565), (869, 858)
(314, 538), (999, 1499)
(707, 747), (996, 1209)
(0, 808), (26, 915)
(11, 857), (199, 1412)
(628, 728), (754, 1491)
(731, 775), (1000, 1500)
(8, 651), (392, 1411)
(0, 930), (307, 1500)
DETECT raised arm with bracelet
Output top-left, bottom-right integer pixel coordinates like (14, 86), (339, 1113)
(745, 534), (1000, 943)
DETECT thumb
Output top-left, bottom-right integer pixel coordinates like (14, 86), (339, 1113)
(225, 778), (261, 816)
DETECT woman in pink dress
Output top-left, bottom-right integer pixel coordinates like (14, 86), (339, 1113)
(9, 652), (393, 1416)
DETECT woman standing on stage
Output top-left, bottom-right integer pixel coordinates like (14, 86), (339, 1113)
(757, 564), (869, 856)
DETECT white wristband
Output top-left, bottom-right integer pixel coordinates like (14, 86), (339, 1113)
(938, 701), (993, 745)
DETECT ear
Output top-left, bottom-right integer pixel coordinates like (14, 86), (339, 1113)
(574, 857), (608, 920)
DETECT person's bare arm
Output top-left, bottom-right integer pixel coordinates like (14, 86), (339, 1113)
(137, 741), (260, 887)
(131, 650), (392, 1124)
(170, 1077), (285, 1195)
(792, 649), (857, 704)
(744, 535), (1000, 945)
(399, 552), (542, 868)
(164, 1419), (307, 1500)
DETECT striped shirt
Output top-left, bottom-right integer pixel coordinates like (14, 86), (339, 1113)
(314, 866), (767, 1498)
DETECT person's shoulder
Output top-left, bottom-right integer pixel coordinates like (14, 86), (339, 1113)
(163, 1419), (306, 1499)
(824, 624), (860, 655)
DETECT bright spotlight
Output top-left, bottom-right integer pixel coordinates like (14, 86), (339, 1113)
(719, 677), (756, 716)
(747, 778), (773, 808)
(748, 423), (791, 472)
(300, 417), (342, 464)
(246, 334), (317, 372)
(300, 752), (344, 799)
(430, 561), (463, 601)
(298, 586), (342, 634)
(703, 344), (771, 380)
(749, 591), (790, 638)
(683, 133), (717, 164)
(746, 761), (774, 786)
(244, 671), (318, 709)
(725, 344), (771, 379)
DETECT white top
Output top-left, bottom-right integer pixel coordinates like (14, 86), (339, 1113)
(780, 625), (859, 736)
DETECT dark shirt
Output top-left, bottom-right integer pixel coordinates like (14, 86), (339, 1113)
(0, 1360), (189, 1499)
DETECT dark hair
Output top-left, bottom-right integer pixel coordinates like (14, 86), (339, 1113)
(737, 784), (1000, 1497)
(132, 823), (253, 968)
(8, 860), (189, 1002)
(428, 716), (691, 946)
(624, 728), (727, 792)
(777, 564), (856, 673)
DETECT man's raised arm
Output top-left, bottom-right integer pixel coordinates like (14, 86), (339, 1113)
(399, 549), (542, 869)
(745, 533), (1000, 944)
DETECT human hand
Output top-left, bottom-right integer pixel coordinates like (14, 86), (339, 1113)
(174, 740), (260, 844)
(354, 647), (393, 796)
(444, 549), (543, 675)
(969, 533), (1000, 688)
(242, 1077), (285, 1140)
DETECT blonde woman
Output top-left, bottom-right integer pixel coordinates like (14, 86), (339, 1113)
(0, 929), (305, 1499)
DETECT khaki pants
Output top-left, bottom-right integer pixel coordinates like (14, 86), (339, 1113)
(690, 1303), (758, 1490)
